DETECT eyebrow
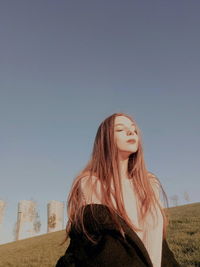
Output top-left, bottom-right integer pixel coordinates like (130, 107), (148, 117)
(115, 123), (135, 127)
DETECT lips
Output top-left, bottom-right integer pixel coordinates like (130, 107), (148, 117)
(127, 139), (136, 143)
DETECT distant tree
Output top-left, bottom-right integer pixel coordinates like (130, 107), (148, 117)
(48, 213), (56, 229)
(33, 212), (41, 233)
(183, 191), (190, 203)
(170, 194), (179, 207)
(26, 199), (41, 234)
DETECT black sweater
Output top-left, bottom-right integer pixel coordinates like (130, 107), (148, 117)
(56, 204), (180, 267)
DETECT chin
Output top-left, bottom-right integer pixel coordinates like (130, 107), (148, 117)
(129, 150), (138, 155)
(129, 151), (137, 155)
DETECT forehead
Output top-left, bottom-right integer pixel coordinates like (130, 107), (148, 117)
(114, 116), (134, 126)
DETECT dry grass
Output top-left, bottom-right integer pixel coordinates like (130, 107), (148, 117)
(0, 230), (68, 267)
(0, 202), (199, 266)
(166, 202), (200, 267)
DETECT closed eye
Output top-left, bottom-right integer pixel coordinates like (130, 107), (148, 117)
(116, 129), (137, 133)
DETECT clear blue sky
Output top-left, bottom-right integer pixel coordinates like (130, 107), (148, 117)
(0, 0), (200, 244)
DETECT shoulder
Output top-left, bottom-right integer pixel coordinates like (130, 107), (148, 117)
(148, 172), (161, 197)
(80, 173), (100, 190)
(148, 172), (165, 208)
(80, 174), (102, 204)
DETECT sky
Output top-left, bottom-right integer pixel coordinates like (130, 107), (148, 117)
(0, 0), (200, 244)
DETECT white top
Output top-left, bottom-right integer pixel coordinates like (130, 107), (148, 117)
(81, 176), (163, 267)
(121, 178), (163, 267)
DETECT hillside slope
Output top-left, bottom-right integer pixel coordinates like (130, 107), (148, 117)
(0, 202), (199, 267)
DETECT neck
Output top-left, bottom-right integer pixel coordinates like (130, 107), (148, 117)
(118, 152), (130, 179)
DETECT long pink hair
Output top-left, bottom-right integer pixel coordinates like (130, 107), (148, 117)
(63, 112), (169, 244)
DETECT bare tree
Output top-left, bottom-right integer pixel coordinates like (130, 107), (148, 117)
(183, 191), (190, 203)
(170, 194), (179, 207)
(33, 212), (41, 233)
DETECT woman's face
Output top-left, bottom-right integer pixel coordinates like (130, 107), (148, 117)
(114, 116), (139, 156)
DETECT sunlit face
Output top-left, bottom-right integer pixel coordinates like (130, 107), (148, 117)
(114, 116), (139, 156)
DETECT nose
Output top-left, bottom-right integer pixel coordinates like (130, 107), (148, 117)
(127, 129), (134, 135)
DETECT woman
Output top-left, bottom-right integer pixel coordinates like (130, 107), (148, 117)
(56, 112), (180, 267)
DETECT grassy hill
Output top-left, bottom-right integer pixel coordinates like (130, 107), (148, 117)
(0, 202), (199, 267)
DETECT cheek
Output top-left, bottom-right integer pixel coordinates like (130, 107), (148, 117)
(115, 135), (126, 148)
